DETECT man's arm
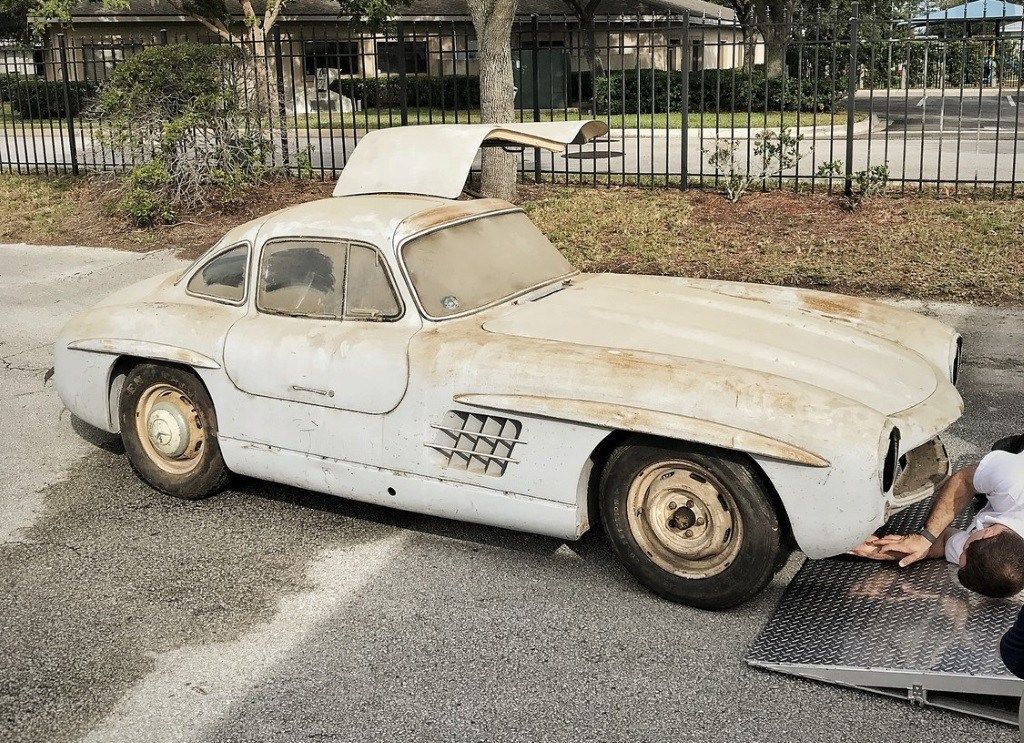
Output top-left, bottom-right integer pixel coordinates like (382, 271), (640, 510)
(921, 464), (979, 537)
(860, 464), (979, 567)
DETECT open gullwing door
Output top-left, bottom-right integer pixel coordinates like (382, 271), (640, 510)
(332, 121), (609, 199)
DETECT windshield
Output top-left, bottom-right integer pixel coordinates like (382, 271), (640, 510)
(401, 211), (574, 318)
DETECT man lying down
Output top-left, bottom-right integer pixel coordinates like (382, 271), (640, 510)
(852, 435), (1024, 677)
(852, 434), (1024, 597)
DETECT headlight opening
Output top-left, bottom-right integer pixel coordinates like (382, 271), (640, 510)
(882, 428), (901, 492)
(951, 336), (963, 386)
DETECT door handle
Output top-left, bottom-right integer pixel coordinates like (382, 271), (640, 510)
(290, 384), (335, 398)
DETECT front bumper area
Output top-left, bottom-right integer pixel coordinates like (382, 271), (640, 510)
(886, 436), (950, 518)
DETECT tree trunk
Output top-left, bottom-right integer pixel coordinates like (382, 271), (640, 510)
(581, 12), (603, 115)
(741, 24), (757, 75)
(469, 0), (518, 202)
(756, 0), (795, 78)
(762, 28), (787, 77)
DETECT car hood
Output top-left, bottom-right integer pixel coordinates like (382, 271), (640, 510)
(480, 274), (946, 416)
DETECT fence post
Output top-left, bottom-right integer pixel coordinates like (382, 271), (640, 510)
(844, 1), (859, 198)
(531, 14), (541, 183)
(679, 11), (690, 190)
(397, 21), (409, 126)
(56, 34), (79, 177)
(272, 27), (290, 171)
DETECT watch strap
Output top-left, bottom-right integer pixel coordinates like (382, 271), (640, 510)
(918, 527), (938, 544)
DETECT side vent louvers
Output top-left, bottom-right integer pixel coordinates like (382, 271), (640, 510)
(427, 410), (524, 477)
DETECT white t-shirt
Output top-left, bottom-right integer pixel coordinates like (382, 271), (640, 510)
(945, 450), (1024, 563)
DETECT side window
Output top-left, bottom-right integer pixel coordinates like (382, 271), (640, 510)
(258, 240), (347, 319)
(345, 243), (401, 320)
(186, 244), (248, 303)
(257, 239), (400, 321)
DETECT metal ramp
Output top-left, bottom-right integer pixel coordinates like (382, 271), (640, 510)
(747, 501), (1024, 728)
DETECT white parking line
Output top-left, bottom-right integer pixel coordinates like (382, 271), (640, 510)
(80, 535), (409, 743)
(916, 95), (928, 107)
(1008, 95), (1018, 108)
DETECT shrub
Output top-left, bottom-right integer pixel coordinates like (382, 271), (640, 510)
(91, 42), (272, 226)
(0, 73), (22, 103)
(593, 67), (842, 115)
(6, 79), (96, 119)
(349, 74), (481, 110)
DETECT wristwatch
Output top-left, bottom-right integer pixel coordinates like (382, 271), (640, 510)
(917, 527), (938, 544)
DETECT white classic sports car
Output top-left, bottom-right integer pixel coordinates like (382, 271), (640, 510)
(55, 121), (963, 609)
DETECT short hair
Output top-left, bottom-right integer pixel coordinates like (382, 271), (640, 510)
(959, 530), (1024, 598)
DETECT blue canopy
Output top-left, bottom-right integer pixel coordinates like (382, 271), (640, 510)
(913, 0), (1024, 22)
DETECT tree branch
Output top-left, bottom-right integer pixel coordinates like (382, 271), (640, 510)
(165, 0), (232, 40)
(263, 0), (287, 32)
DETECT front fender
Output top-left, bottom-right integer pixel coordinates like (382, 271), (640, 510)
(454, 393), (829, 467)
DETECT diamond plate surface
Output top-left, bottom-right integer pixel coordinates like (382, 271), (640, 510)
(748, 499), (1022, 679)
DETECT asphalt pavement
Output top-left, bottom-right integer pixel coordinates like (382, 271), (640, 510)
(1, 243), (1021, 743)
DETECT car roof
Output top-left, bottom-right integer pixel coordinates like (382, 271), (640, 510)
(209, 193), (518, 255)
(256, 194), (451, 245)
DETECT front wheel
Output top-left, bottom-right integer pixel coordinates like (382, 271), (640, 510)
(119, 363), (230, 500)
(600, 441), (783, 610)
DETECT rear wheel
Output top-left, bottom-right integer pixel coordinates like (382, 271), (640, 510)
(119, 363), (230, 500)
(600, 441), (783, 610)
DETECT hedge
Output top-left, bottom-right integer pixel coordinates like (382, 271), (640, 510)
(347, 75), (481, 110)
(0, 73), (22, 103)
(6, 79), (97, 119)
(593, 68), (843, 115)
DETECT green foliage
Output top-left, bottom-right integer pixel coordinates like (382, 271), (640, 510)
(337, 0), (410, 29)
(352, 74), (481, 109)
(0, 73), (23, 103)
(593, 68), (842, 116)
(91, 42), (272, 226)
(704, 128), (806, 202)
(816, 160), (891, 197)
(5, 78), (96, 119)
(115, 161), (175, 227)
(0, 0), (33, 40)
(94, 42), (246, 124)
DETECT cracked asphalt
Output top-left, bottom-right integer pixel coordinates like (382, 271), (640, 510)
(1, 243), (1021, 743)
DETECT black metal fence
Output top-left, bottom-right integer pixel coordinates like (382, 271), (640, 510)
(1, 6), (1023, 197)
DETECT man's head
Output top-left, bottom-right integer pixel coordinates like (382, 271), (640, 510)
(958, 524), (1024, 598)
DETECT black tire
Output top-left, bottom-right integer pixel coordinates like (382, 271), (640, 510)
(599, 440), (783, 610)
(119, 363), (230, 500)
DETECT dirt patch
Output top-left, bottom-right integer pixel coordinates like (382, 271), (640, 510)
(3, 174), (1023, 304)
(0, 175), (333, 260)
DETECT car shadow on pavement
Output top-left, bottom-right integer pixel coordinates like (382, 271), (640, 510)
(4, 435), (800, 743)
(69, 415), (123, 454)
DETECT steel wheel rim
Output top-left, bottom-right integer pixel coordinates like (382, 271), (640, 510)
(134, 383), (206, 475)
(625, 460), (743, 579)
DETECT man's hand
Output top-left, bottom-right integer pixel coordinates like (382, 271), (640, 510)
(849, 536), (900, 561)
(871, 533), (934, 567)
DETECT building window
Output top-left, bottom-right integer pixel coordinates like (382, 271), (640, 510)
(376, 40), (429, 74)
(82, 42), (142, 83)
(691, 39), (704, 72)
(303, 41), (360, 76)
(455, 38), (478, 62)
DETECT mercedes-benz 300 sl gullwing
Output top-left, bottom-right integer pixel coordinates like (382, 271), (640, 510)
(55, 122), (964, 609)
